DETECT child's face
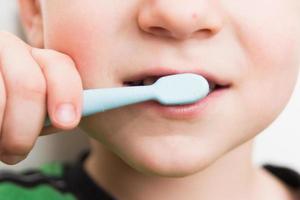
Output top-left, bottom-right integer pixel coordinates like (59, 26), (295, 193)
(38, 0), (300, 176)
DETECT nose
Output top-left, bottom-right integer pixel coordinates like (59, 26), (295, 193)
(137, 0), (224, 40)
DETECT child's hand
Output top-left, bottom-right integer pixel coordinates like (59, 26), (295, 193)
(0, 31), (83, 165)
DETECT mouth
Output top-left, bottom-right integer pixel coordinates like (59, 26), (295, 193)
(123, 69), (231, 94)
(122, 67), (231, 119)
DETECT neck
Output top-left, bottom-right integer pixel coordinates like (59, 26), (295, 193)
(83, 139), (267, 200)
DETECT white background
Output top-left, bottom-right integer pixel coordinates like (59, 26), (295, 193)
(1, 0), (300, 172)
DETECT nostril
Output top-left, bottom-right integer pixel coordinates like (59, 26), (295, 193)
(148, 26), (171, 37)
(195, 28), (213, 38)
(149, 26), (165, 32)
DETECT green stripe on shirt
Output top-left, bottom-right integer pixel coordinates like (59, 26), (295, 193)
(0, 182), (76, 200)
(38, 162), (64, 177)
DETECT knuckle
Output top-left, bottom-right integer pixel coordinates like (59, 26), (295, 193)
(0, 31), (14, 42)
(0, 31), (25, 47)
(0, 31), (12, 52)
(44, 49), (75, 66)
(0, 32), (29, 58)
(13, 77), (47, 99)
(0, 31), (13, 37)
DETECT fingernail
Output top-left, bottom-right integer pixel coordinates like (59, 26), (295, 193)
(1, 154), (25, 165)
(55, 103), (76, 124)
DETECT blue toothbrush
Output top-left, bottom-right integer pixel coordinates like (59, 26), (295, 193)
(44, 73), (209, 126)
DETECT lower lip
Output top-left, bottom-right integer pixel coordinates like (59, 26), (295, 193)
(135, 87), (229, 119)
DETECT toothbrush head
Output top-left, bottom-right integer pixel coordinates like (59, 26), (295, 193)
(153, 73), (209, 105)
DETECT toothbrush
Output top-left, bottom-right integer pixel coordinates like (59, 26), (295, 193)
(44, 73), (209, 127)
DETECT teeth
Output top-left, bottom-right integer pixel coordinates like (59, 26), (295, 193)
(124, 77), (158, 86)
(208, 81), (216, 93)
(126, 80), (143, 86)
(126, 77), (217, 92)
(142, 77), (158, 86)
(135, 80), (144, 85)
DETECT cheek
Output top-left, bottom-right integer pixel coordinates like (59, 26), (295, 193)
(42, 2), (122, 88)
(227, 0), (300, 121)
(232, 0), (300, 101)
(225, 0), (300, 71)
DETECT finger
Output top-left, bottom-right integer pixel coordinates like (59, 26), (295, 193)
(0, 73), (7, 153)
(0, 33), (47, 164)
(31, 48), (83, 130)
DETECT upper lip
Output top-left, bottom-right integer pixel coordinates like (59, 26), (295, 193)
(123, 66), (231, 86)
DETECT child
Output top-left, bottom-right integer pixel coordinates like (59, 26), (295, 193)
(1, 0), (300, 199)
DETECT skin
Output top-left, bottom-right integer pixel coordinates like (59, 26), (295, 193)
(0, 0), (299, 199)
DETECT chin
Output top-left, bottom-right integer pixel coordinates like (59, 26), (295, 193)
(116, 135), (217, 178)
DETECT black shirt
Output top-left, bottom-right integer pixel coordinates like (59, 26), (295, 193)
(1, 150), (300, 200)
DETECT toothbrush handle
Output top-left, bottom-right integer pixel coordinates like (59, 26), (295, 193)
(82, 85), (155, 115)
(44, 85), (155, 127)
